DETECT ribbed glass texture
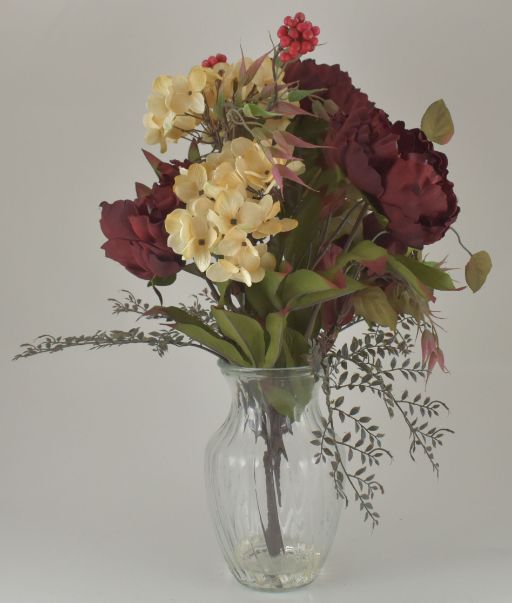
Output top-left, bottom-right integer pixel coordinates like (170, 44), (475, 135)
(205, 363), (341, 591)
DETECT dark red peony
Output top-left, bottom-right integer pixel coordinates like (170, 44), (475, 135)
(286, 59), (459, 248)
(285, 59), (369, 114)
(99, 151), (184, 281)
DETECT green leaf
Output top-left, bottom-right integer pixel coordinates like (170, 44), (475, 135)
(187, 140), (200, 162)
(278, 270), (335, 311)
(245, 271), (285, 316)
(465, 250), (492, 292)
(281, 327), (310, 367)
(213, 85), (226, 121)
(353, 287), (398, 330)
(263, 312), (286, 368)
(283, 195), (322, 268)
(348, 240), (388, 261)
(147, 274), (177, 287)
(396, 255), (456, 291)
(325, 240), (387, 278)
(279, 269), (365, 311)
(265, 386), (299, 419)
(311, 99), (330, 121)
(148, 305), (212, 330)
(387, 256), (429, 299)
(173, 323), (250, 366)
(212, 308), (265, 366)
(242, 103), (280, 118)
(287, 88), (326, 103)
(421, 99), (454, 145)
(265, 375), (315, 419)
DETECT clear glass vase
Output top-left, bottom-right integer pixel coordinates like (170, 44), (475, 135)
(204, 363), (341, 591)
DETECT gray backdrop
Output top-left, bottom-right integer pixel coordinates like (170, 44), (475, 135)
(1, 1), (510, 601)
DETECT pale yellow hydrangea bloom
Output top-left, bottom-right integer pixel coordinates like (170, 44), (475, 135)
(206, 243), (276, 286)
(166, 212), (217, 273)
(143, 67), (207, 151)
(166, 140), (300, 283)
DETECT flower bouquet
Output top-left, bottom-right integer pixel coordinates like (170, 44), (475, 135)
(17, 11), (492, 591)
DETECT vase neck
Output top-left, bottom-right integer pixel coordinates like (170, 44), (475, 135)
(220, 364), (320, 423)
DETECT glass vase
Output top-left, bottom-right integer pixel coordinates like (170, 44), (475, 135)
(204, 363), (341, 591)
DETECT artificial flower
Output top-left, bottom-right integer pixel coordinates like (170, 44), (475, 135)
(173, 164), (209, 204)
(164, 208), (193, 255)
(287, 60), (459, 248)
(206, 243), (275, 286)
(179, 214), (218, 272)
(251, 195), (298, 239)
(232, 138), (274, 190)
(166, 67), (207, 116)
(100, 154), (184, 280)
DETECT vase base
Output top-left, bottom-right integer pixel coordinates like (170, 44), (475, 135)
(232, 537), (321, 591)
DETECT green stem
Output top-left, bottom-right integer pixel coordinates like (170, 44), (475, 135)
(450, 227), (473, 257)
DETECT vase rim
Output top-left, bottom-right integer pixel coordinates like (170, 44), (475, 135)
(217, 360), (316, 377)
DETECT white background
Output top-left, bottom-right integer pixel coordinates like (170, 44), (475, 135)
(1, 1), (511, 601)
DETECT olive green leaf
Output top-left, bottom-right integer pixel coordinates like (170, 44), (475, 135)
(353, 287), (398, 330)
(263, 312), (286, 368)
(147, 305), (213, 331)
(387, 256), (429, 299)
(465, 250), (492, 292)
(187, 140), (200, 162)
(324, 240), (388, 278)
(396, 256), (456, 291)
(281, 327), (310, 367)
(265, 386), (298, 420)
(421, 99), (454, 145)
(242, 103), (280, 119)
(287, 88), (326, 103)
(147, 274), (177, 287)
(173, 323), (250, 367)
(278, 269), (364, 311)
(212, 308), (265, 366)
(245, 271), (285, 316)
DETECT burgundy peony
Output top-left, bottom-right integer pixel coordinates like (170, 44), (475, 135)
(286, 59), (459, 248)
(285, 59), (369, 114)
(326, 116), (459, 248)
(99, 151), (184, 281)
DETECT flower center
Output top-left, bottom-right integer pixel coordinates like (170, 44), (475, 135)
(188, 91), (193, 96)
(230, 218), (237, 225)
(198, 189), (204, 196)
(198, 238), (206, 246)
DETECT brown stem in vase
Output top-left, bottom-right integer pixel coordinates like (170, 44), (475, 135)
(261, 403), (287, 557)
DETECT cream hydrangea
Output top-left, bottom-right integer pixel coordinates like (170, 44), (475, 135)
(165, 210), (217, 272)
(143, 67), (207, 151)
(206, 243), (276, 287)
(165, 139), (301, 284)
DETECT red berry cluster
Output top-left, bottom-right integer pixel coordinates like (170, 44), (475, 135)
(277, 12), (320, 63)
(201, 53), (228, 68)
